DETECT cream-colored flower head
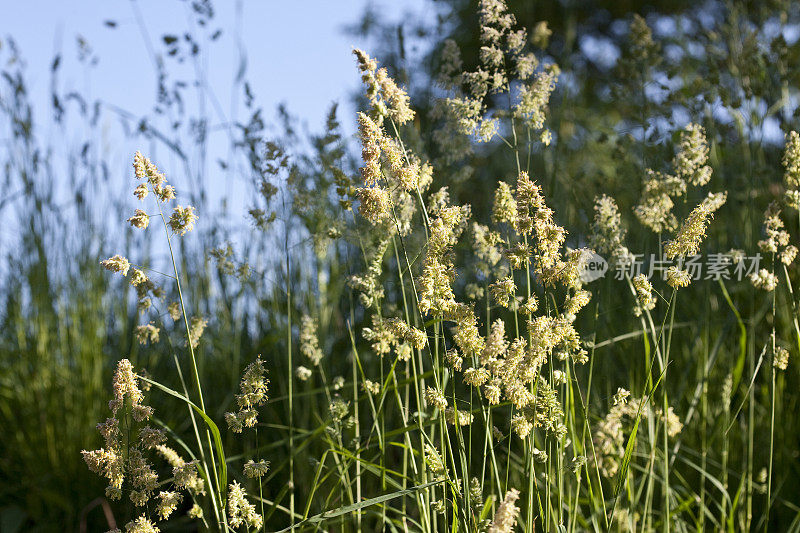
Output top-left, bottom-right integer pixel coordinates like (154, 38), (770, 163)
(101, 255), (131, 277)
(589, 195), (631, 265)
(133, 151), (166, 187)
(665, 192), (727, 259)
(127, 209), (150, 230)
(488, 488), (520, 533)
(632, 273), (656, 316)
(673, 124), (712, 186)
(666, 267), (692, 289)
(750, 269), (778, 291)
(362, 379), (380, 395)
(227, 481), (263, 530)
(187, 316), (207, 349)
(444, 406), (473, 426)
(424, 444), (446, 477)
(356, 186), (391, 224)
(783, 131), (800, 190)
(295, 366), (312, 381)
(156, 491), (182, 520)
(133, 183), (148, 201)
(489, 276), (516, 308)
(243, 459), (270, 478)
(124, 516), (159, 533)
(172, 460), (205, 495)
(634, 170), (685, 233)
(774, 346), (790, 371)
(386, 318), (427, 350)
(353, 49), (414, 125)
(109, 359), (145, 414)
(225, 357), (269, 434)
(168, 205), (198, 235)
(300, 315), (324, 366)
(135, 324), (159, 345)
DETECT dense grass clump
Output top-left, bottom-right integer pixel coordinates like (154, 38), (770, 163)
(4, 0), (800, 531)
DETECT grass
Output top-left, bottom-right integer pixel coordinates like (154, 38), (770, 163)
(3, 1), (800, 531)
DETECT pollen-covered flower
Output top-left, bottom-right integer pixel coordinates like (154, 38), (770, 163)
(786, 190), (800, 209)
(129, 268), (148, 287)
(168, 302), (181, 321)
(226, 357), (269, 433)
(243, 459), (270, 478)
(781, 245), (798, 265)
(362, 316), (397, 357)
(613, 388), (631, 405)
(187, 316), (207, 349)
(227, 481), (263, 530)
(357, 112), (382, 187)
(563, 289), (591, 321)
(361, 380), (379, 395)
(156, 491), (182, 520)
(589, 195), (630, 265)
(126, 448), (159, 506)
(492, 181), (517, 226)
(172, 460), (205, 495)
(473, 223), (504, 276)
(750, 269), (778, 291)
(635, 170), (685, 233)
(673, 123), (712, 186)
(510, 414), (533, 438)
(594, 396), (683, 478)
(519, 296), (538, 315)
(774, 346), (790, 370)
(463, 366), (490, 387)
(665, 192), (727, 259)
(127, 209), (150, 230)
(136, 426), (164, 450)
(632, 274), (656, 316)
(295, 366), (312, 381)
(168, 205), (198, 235)
(488, 488), (520, 533)
(353, 49), (414, 124)
(134, 184), (149, 200)
(758, 203), (790, 254)
(155, 445), (183, 468)
(236, 358), (269, 409)
(356, 186), (391, 224)
(124, 516), (159, 533)
(514, 64), (559, 131)
(445, 406), (474, 426)
(133, 151), (148, 180)
(783, 131), (800, 190)
(489, 276), (516, 308)
(666, 267), (692, 289)
(386, 318), (427, 350)
(424, 444), (446, 477)
(448, 303), (485, 359)
(101, 255), (131, 277)
(135, 324), (159, 345)
(531, 21), (552, 48)
(300, 315), (324, 366)
(133, 151), (166, 187)
(109, 359), (144, 413)
(155, 184), (176, 202)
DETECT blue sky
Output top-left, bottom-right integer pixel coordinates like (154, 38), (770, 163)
(4, 0), (426, 130)
(2, 0), (433, 250)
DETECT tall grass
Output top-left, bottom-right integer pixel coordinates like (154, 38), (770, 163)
(4, 1), (800, 531)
